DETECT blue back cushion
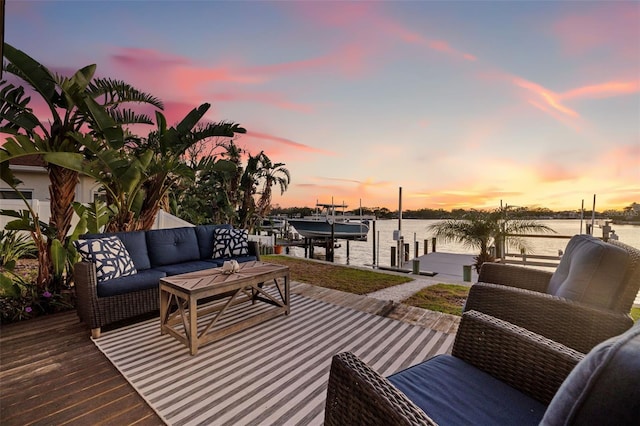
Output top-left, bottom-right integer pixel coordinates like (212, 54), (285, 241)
(541, 321), (640, 425)
(194, 224), (233, 259)
(146, 227), (200, 267)
(388, 355), (546, 426)
(81, 230), (151, 270)
(547, 234), (629, 310)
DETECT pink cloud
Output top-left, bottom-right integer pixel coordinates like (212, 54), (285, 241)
(290, 2), (477, 64)
(562, 80), (640, 100)
(513, 77), (579, 118)
(244, 131), (334, 156)
(109, 48), (264, 100)
(209, 92), (314, 113)
(111, 48), (190, 69)
(369, 10), (477, 61)
(551, 3), (639, 60)
(535, 163), (579, 183)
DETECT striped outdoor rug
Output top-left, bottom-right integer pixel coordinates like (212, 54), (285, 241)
(93, 292), (454, 426)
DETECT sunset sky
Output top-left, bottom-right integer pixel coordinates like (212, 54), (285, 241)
(5, 1), (639, 211)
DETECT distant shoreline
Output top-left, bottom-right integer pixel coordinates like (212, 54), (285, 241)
(612, 220), (640, 226)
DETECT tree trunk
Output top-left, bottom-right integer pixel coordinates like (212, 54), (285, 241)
(35, 235), (51, 290)
(48, 165), (79, 242)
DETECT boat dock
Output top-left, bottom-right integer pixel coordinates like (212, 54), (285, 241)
(399, 252), (479, 284)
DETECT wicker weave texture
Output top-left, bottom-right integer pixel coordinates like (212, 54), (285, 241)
(478, 262), (552, 293)
(324, 310), (585, 424)
(73, 240), (260, 333)
(452, 311), (583, 404)
(325, 352), (437, 426)
(465, 283), (633, 353)
(74, 262), (159, 330)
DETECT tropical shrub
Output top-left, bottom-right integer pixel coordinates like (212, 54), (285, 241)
(428, 206), (555, 272)
(0, 229), (36, 266)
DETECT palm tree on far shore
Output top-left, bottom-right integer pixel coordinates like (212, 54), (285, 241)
(428, 207), (555, 272)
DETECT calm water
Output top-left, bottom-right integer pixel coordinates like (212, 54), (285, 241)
(286, 219), (640, 304)
(288, 219), (640, 267)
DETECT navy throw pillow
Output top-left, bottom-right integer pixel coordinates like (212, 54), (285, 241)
(213, 228), (249, 258)
(75, 236), (137, 282)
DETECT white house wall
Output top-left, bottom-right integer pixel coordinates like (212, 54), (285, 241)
(0, 166), (101, 203)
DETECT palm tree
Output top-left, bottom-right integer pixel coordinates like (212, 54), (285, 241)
(130, 108), (244, 231)
(428, 207), (555, 272)
(256, 152), (290, 218)
(0, 43), (162, 289)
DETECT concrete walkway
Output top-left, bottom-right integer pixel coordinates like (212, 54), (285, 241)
(367, 252), (478, 302)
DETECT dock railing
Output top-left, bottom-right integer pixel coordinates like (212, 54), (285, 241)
(501, 233), (575, 269)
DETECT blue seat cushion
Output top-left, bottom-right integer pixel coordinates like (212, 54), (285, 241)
(97, 269), (166, 298)
(547, 234), (629, 310)
(154, 260), (220, 276)
(146, 227), (201, 267)
(195, 224), (233, 259)
(388, 355), (546, 426)
(541, 321), (640, 425)
(82, 230), (151, 270)
(212, 255), (257, 265)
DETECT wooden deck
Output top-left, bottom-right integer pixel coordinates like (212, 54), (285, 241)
(0, 282), (459, 425)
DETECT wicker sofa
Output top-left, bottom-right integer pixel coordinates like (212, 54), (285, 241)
(465, 235), (640, 353)
(325, 310), (640, 425)
(73, 224), (260, 338)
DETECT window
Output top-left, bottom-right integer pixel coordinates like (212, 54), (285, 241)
(0, 189), (33, 199)
(92, 191), (107, 203)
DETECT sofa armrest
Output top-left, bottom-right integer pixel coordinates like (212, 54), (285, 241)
(453, 310), (584, 405)
(464, 284), (633, 353)
(325, 352), (437, 426)
(73, 261), (100, 327)
(478, 263), (552, 293)
(248, 240), (261, 261)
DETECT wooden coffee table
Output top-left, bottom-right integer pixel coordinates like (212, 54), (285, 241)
(159, 261), (290, 355)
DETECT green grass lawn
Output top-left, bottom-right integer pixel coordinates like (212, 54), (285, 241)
(263, 255), (412, 294)
(401, 284), (471, 316)
(263, 255), (640, 322)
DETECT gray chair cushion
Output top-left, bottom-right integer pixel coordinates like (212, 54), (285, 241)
(547, 234), (629, 309)
(541, 321), (640, 425)
(146, 227), (201, 267)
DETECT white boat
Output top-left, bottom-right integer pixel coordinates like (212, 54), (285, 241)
(288, 203), (370, 240)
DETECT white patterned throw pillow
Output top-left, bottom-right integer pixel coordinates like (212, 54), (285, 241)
(75, 236), (137, 282)
(213, 228), (249, 258)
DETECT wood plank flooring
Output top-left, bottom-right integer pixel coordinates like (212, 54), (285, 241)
(0, 282), (459, 425)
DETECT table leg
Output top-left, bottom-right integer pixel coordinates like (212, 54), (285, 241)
(159, 288), (169, 335)
(189, 296), (198, 356)
(285, 272), (290, 315)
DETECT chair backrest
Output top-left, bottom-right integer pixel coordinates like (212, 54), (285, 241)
(540, 320), (640, 425)
(547, 234), (631, 311)
(608, 239), (640, 313)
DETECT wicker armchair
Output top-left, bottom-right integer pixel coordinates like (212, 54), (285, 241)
(325, 311), (640, 426)
(464, 235), (640, 353)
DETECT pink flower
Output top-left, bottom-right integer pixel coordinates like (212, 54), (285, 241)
(25, 306), (32, 313)
(43, 291), (52, 298)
